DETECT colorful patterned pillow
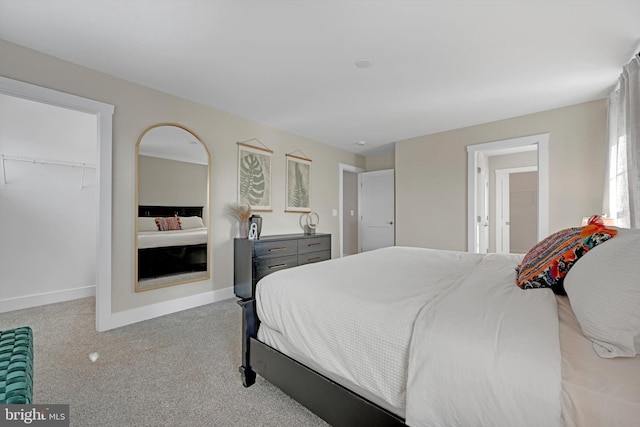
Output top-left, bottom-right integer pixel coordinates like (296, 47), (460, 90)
(515, 216), (617, 294)
(155, 216), (182, 231)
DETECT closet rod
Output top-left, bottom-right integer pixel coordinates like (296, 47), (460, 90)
(1, 154), (96, 189)
(0, 153), (96, 169)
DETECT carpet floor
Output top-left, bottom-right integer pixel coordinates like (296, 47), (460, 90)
(0, 297), (328, 427)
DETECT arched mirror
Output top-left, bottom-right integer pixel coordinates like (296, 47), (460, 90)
(135, 123), (210, 291)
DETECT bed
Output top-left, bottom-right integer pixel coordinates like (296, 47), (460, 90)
(238, 228), (640, 426)
(137, 205), (207, 281)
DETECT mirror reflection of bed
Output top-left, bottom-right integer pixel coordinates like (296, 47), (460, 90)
(135, 123), (210, 291)
(137, 205), (208, 289)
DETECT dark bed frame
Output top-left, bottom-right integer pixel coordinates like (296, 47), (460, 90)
(238, 298), (407, 427)
(138, 205), (207, 280)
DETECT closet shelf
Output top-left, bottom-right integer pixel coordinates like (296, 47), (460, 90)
(1, 153), (96, 189)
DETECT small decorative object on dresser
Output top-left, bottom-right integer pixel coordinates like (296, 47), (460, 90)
(234, 233), (331, 299)
(303, 211), (319, 234)
(249, 214), (262, 238)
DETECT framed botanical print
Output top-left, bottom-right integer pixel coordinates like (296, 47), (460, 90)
(285, 153), (311, 213)
(237, 142), (272, 211)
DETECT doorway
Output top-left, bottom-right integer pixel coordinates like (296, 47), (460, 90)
(0, 93), (97, 310)
(339, 163), (365, 257)
(495, 167), (538, 253)
(467, 133), (549, 254)
(359, 169), (395, 252)
(0, 76), (114, 331)
(339, 165), (395, 256)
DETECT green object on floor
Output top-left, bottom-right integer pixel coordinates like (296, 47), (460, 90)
(0, 326), (34, 404)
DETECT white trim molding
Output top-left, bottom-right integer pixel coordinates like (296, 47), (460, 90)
(109, 288), (235, 330)
(0, 285), (96, 313)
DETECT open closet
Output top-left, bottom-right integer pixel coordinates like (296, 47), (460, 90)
(0, 93), (98, 312)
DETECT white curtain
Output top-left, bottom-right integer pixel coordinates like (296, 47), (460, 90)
(604, 55), (640, 228)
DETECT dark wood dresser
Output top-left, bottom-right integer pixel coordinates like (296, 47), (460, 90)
(234, 233), (331, 299)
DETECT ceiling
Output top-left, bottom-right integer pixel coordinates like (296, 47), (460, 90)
(1, 1), (639, 156)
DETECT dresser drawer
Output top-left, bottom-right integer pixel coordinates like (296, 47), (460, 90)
(297, 250), (331, 266)
(253, 239), (298, 258)
(234, 233), (331, 299)
(298, 236), (331, 254)
(254, 255), (298, 281)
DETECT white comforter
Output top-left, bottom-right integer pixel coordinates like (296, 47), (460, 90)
(256, 246), (562, 426)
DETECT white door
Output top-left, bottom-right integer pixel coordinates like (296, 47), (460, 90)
(359, 169), (395, 252)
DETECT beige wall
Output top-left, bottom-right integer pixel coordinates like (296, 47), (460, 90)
(365, 149), (395, 171)
(138, 155), (208, 209)
(0, 40), (365, 313)
(396, 99), (607, 251)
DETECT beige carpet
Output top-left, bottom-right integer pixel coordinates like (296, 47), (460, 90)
(0, 297), (328, 427)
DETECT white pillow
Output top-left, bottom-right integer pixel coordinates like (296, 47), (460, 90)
(564, 228), (640, 358)
(138, 217), (158, 232)
(179, 216), (205, 229)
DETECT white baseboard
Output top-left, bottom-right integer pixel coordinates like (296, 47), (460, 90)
(0, 285), (96, 313)
(0, 284), (236, 331)
(108, 286), (235, 330)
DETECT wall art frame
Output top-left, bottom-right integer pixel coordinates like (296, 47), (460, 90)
(285, 153), (312, 213)
(237, 140), (272, 212)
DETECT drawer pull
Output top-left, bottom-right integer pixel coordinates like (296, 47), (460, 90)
(307, 257), (322, 262)
(308, 243), (321, 247)
(268, 263), (288, 269)
(269, 247), (288, 252)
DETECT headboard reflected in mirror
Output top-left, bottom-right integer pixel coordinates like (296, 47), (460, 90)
(135, 124), (210, 291)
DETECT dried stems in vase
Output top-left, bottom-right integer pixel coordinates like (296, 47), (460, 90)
(227, 203), (252, 238)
